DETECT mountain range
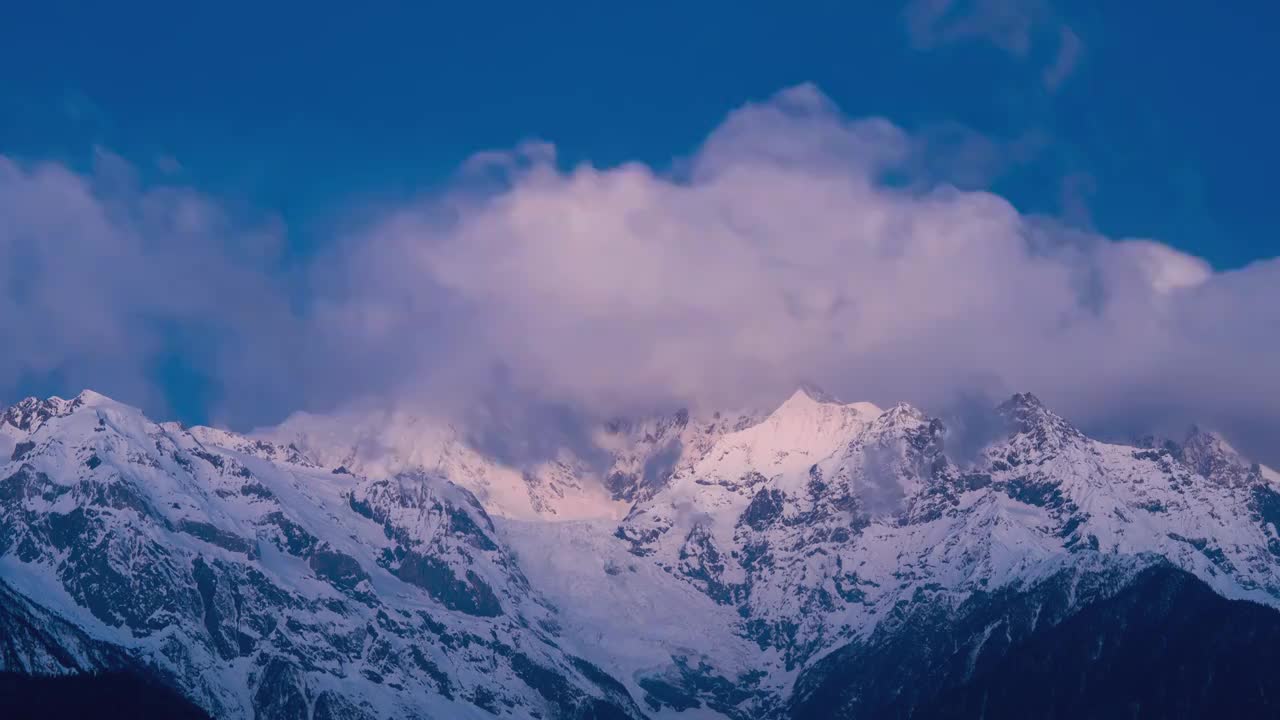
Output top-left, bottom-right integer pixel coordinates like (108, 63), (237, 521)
(2, 387), (1279, 718)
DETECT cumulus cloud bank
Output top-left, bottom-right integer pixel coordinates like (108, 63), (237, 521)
(2, 86), (1277, 459)
(319, 86), (1277, 448)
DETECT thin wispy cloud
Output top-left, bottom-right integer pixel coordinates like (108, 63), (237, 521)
(905, 0), (1082, 90)
(1043, 26), (1082, 90)
(0, 150), (294, 420)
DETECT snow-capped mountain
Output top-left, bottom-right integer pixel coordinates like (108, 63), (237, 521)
(0, 391), (643, 719)
(615, 388), (1280, 715)
(2, 387), (1280, 718)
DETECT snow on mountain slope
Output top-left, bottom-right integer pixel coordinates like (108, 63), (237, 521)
(0, 391), (645, 719)
(263, 407), (630, 521)
(263, 400), (769, 523)
(615, 389), (1280, 710)
(595, 408), (764, 504)
(497, 518), (772, 716)
(3, 387), (1280, 719)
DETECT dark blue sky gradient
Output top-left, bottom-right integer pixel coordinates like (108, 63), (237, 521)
(4, 2), (1277, 267)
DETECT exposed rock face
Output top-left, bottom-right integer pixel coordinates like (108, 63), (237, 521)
(795, 564), (1280, 720)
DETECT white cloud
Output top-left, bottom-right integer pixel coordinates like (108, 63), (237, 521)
(2, 86), (1276, 463)
(315, 86), (1280, 460)
(0, 152), (293, 419)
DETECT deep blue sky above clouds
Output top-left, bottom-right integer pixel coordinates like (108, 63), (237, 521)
(5, 2), (1278, 266)
(1, 1), (1278, 454)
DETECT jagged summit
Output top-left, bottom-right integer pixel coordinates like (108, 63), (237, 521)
(1, 389), (131, 431)
(1, 395), (73, 433)
(1002, 391), (1044, 409)
(1136, 425), (1266, 485)
(996, 390), (1082, 445)
(1182, 424), (1243, 459)
(1179, 424), (1264, 487)
(873, 400), (928, 427)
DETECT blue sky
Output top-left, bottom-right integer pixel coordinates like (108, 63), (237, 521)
(4, 2), (1277, 267)
(1, 1), (1278, 454)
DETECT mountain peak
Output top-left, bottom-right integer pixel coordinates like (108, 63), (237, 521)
(1, 395), (72, 433)
(773, 385), (883, 423)
(794, 382), (839, 404)
(1180, 425), (1259, 485)
(770, 388), (834, 420)
(996, 391), (1062, 422)
(873, 401), (929, 429)
(1184, 424), (1233, 448)
(71, 389), (111, 406)
(1003, 392), (1044, 410)
(995, 391), (1082, 448)
(1, 390), (143, 438)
